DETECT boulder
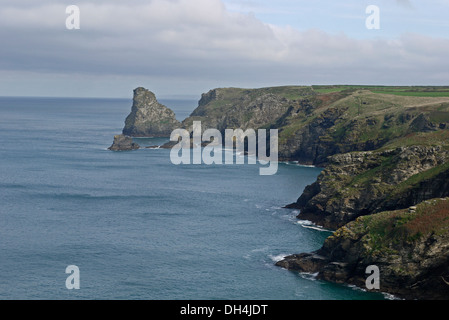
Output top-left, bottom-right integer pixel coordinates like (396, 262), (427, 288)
(108, 134), (140, 151)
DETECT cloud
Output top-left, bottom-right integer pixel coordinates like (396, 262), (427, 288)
(396, 0), (413, 8)
(0, 0), (448, 97)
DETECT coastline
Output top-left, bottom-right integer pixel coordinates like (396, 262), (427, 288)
(109, 85), (449, 300)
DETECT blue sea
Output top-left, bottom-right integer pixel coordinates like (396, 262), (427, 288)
(0, 96), (386, 300)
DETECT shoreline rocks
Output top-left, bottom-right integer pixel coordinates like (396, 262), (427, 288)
(108, 134), (140, 151)
(286, 146), (449, 230)
(277, 198), (449, 300)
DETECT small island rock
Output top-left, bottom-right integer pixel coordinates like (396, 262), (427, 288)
(108, 134), (140, 151)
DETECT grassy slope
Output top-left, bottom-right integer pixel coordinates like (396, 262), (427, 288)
(187, 86), (449, 163)
(278, 87), (449, 148)
(355, 198), (449, 254)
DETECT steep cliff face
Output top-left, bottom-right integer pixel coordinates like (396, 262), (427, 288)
(287, 144), (449, 230)
(277, 198), (449, 300)
(181, 87), (309, 134)
(183, 87), (449, 165)
(123, 87), (181, 137)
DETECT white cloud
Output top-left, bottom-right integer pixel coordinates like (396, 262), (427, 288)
(0, 0), (448, 97)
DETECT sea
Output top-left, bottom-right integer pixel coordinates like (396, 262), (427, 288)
(0, 96), (387, 300)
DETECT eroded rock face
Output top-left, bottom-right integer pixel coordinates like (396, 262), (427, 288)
(277, 198), (449, 300)
(287, 146), (449, 230)
(123, 87), (181, 137)
(183, 88), (295, 134)
(108, 134), (140, 151)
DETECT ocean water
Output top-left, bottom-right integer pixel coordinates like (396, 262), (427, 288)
(0, 96), (386, 300)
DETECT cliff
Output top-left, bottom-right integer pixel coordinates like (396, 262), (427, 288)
(286, 140), (449, 230)
(276, 197), (449, 300)
(123, 87), (181, 137)
(181, 86), (449, 165)
(116, 86), (449, 161)
(109, 85), (449, 299)
(181, 86), (310, 135)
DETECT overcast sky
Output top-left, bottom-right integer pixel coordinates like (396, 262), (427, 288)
(0, 0), (448, 98)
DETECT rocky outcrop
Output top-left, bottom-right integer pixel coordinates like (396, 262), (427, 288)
(277, 198), (449, 300)
(108, 134), (140, 151)
(123, 87), (181, 137)
(115, 86), (449, 164)
(277, 106), (348, 165)
(183, 87), (449, 165)
(182, 87), (298, 135)
(286, 145), (449, 230)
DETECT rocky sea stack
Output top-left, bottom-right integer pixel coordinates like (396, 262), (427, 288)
(123, 87), (181, 137)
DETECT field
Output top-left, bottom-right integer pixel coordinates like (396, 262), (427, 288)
(312, 85), (449, 97)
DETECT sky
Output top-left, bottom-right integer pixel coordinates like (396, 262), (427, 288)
(0, 0), (448, 98)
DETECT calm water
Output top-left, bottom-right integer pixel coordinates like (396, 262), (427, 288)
(0, 97), (385, 300)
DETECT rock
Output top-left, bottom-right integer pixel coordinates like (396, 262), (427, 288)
(275, 253), (328, 273)
(108, 134), (140, 151)
(276, 198), (449, 300)
(118, 86), (449, 166)
(409, 114), (437, 132)
(123, 87), (181, 137)
(287, 146), (449, 230)
(182, 87), (297, 136)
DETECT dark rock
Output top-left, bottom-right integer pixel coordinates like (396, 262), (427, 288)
(108, 134), (140, 151)
(275, 253), (328, 273)
(409, 114), (437, 132)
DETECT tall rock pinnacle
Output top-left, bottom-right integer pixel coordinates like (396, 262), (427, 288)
(122, 87), (181, 137)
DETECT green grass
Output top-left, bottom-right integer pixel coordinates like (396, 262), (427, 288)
(359, 197), (449, 251)
(371, 90), (449, 97)
(404, 199), (449, 237)
(394, 160), (449, 194)
(383, 130), (449, 149)
(348, 154), (393, 188)
(346, 198), (449, 255)
(428, 110), (449, 122)
(311, 85), (449, 97)
(313, 87), (348, 94)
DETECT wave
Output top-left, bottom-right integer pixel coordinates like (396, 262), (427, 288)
(345, 284), (400, 300)
(297, 220), (332, 232)
(29, 192), (164, 201)
(0, 183), (28, 189)
(299, 272), (320, 281)
(281, 161), (316, 168)
(268, 253), (289, 263)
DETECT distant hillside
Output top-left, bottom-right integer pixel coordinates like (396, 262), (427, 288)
(182, 85), (449, 165)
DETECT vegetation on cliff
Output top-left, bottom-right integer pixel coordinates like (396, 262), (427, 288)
(277, 198), (449, 300)
(110, 85), (449, 299)
(181, 85), (449, 165)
